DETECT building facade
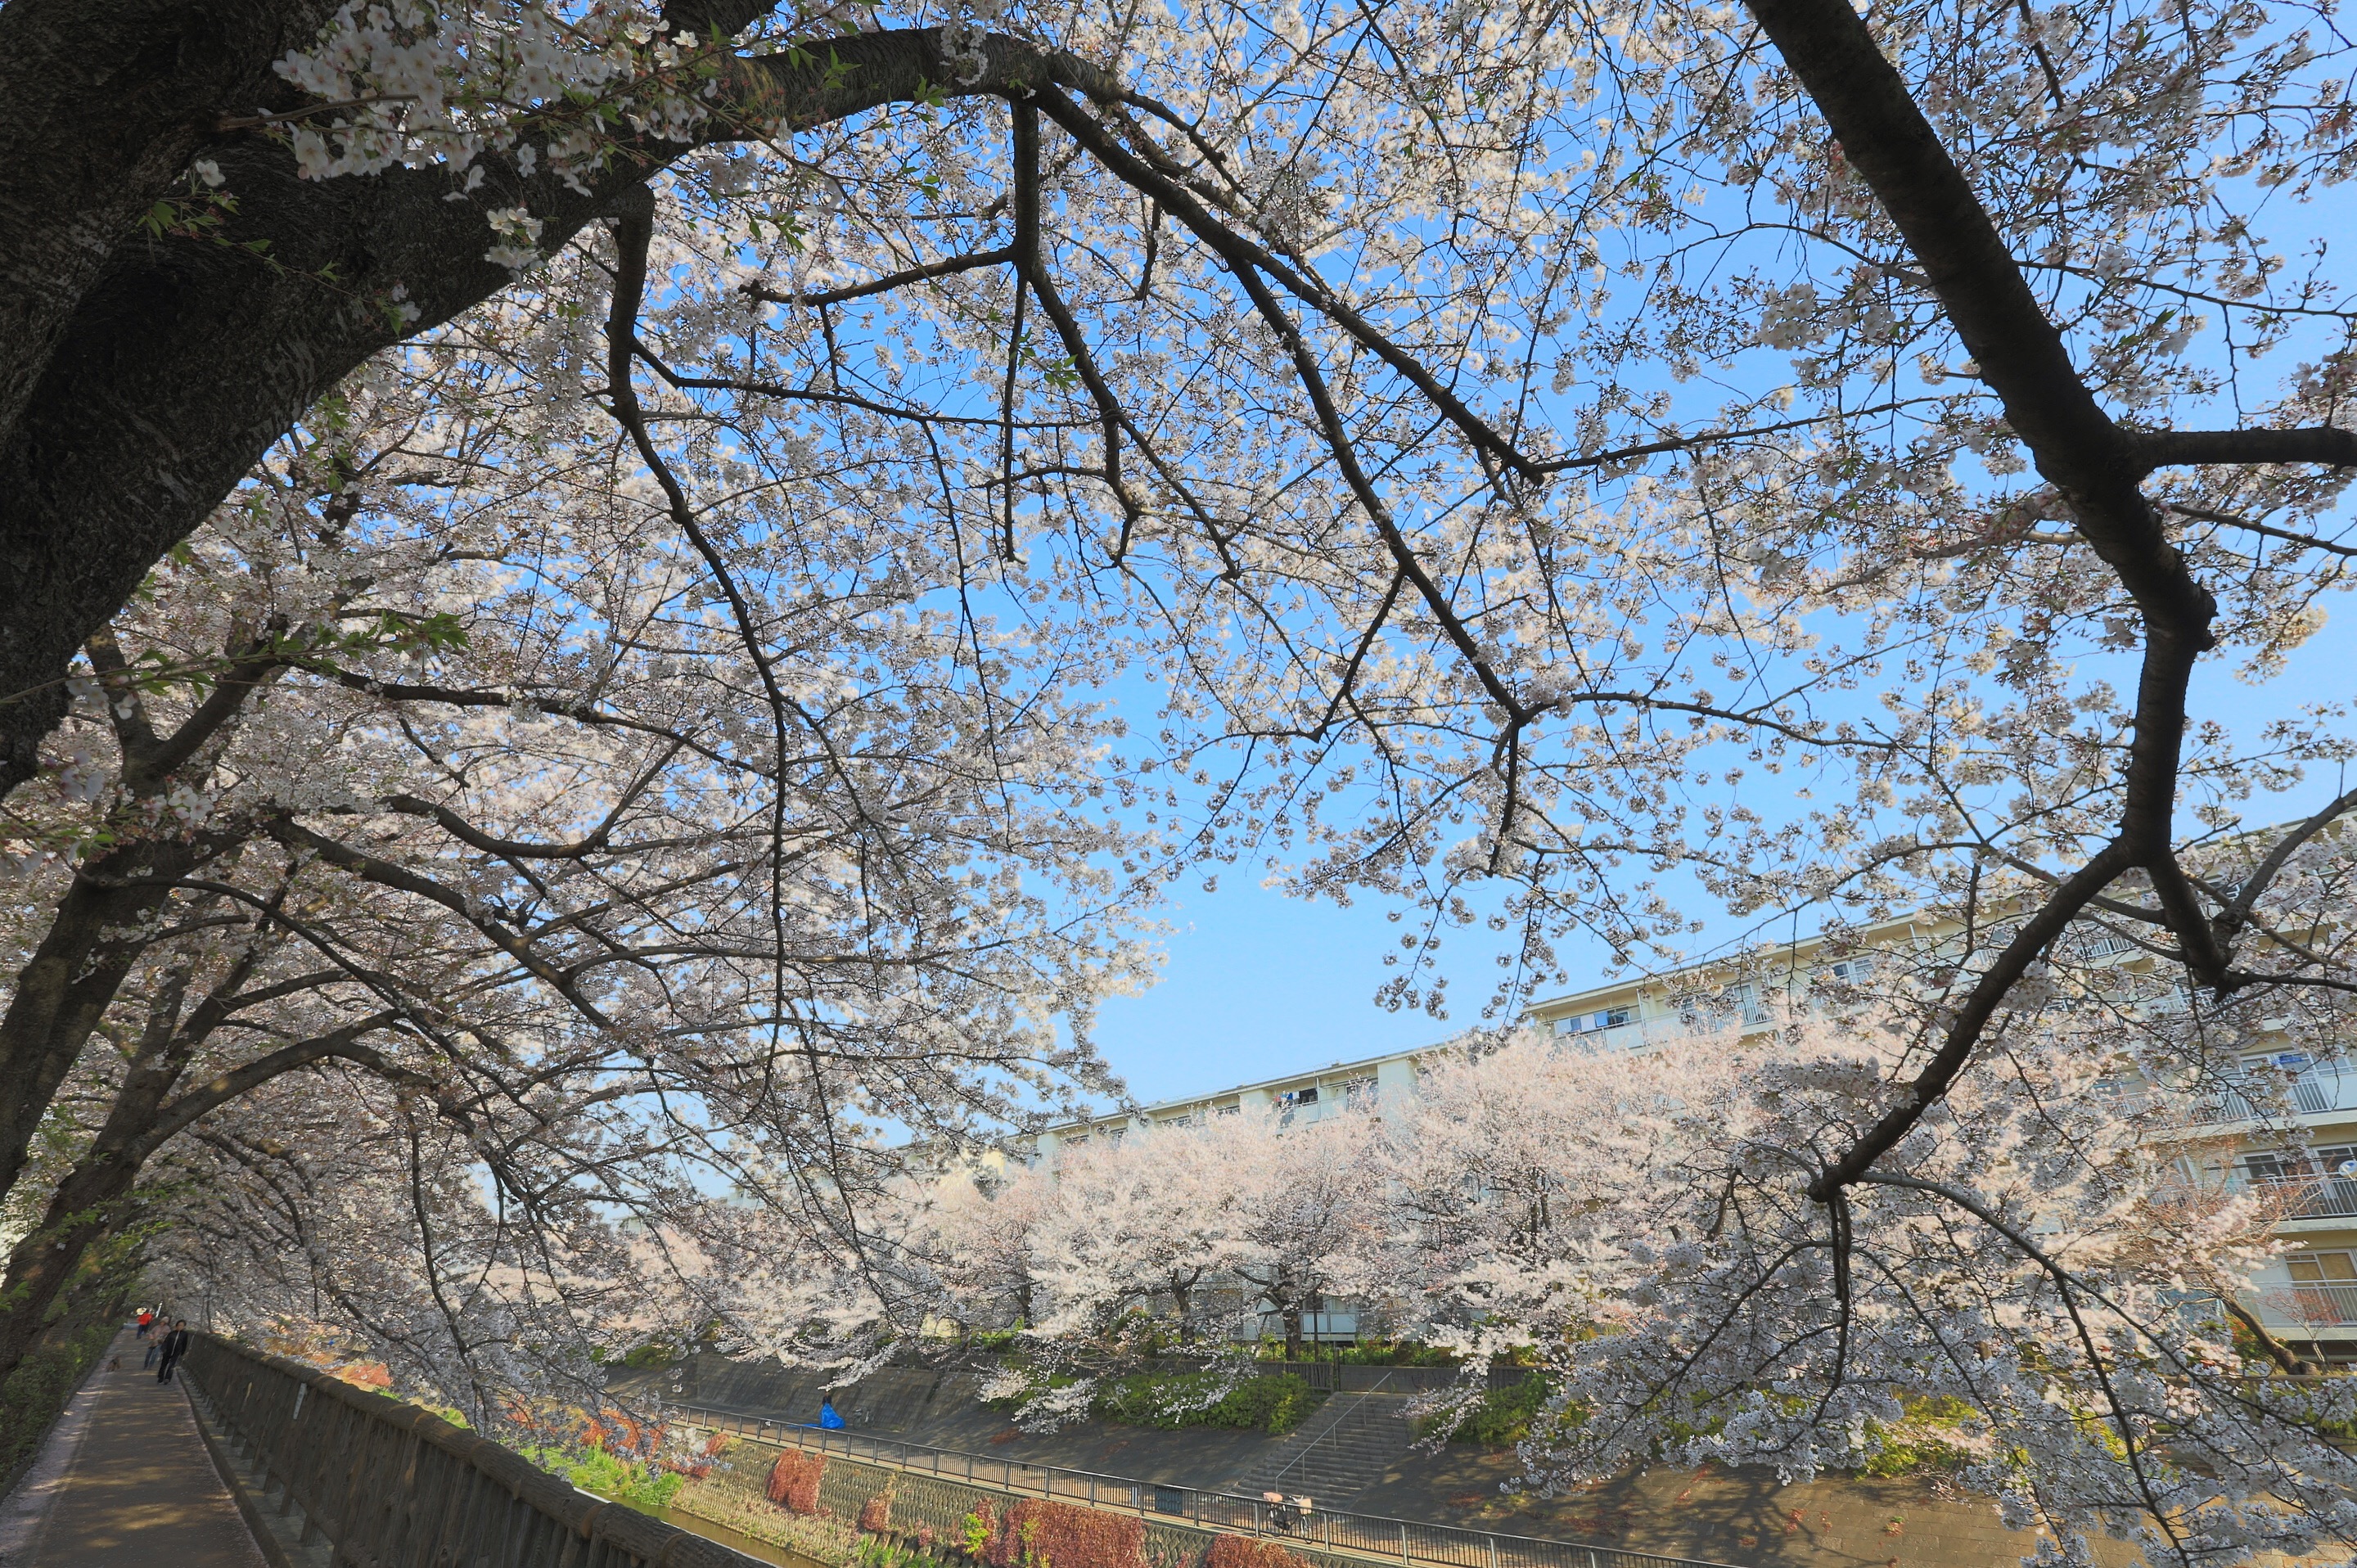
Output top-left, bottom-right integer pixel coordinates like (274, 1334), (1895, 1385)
(1019, 906), (2355, 1358)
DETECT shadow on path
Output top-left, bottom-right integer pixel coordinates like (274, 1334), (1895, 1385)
(0, 1329), (267, 1568)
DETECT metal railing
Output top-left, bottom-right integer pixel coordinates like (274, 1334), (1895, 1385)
(182, 1332), (765, 1568)
(1132, 1358), (1530, 1394)
(1257, 1377), (1407, 1490)
(2244, 1174), (2357, 1220)
(2252, 1282), (2357, 1328)
(669, 1402), (1745, 1568)
(2186, 1063), (2357, 1124)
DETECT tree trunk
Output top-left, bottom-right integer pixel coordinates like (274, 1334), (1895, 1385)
(0, 1104), (157, 1385)
(0, 845), (201, 1208)
(0, 26), (1115, 797)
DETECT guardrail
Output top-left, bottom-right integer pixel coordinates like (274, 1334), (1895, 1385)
(181, 1332), (765, 1568)
(669, 1402), (1744, 1568)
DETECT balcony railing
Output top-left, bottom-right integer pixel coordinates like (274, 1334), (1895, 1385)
(2180, 1062), (2357, 1125)
(2242, 1175), (2357, 1220)
(2251, 1282), (2357, 1328)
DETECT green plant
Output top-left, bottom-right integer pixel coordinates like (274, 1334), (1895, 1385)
(853, 1536), (954, 1568)
(1857, 1395), (1993, 1478)
(961, 1504), (994, 1557)
(0, 1230), (138, 1497)
(1418, 1375), (1550, 1446)
(1097, 1372), (1322, 1435)
(1337, 1340), (1458, 1367)
(523, 1443), (685, 1513)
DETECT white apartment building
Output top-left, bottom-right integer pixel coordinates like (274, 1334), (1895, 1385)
(1021, 904), (2357, 1358)
(1027, 909), (1927, 1164)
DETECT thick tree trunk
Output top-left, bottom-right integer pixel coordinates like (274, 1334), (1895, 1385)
(0, 25), (1113, 795)
(0, 840), (215, 1209)
(0, 1060), (176, 1384)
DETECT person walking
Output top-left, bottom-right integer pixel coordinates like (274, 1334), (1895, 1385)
(136, 1308), (153, 1339)
(155, 1319), (190, 1383)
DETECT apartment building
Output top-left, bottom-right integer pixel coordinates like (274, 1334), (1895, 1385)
(2173, 1055), (2357, 1363)
(1018, 899), (2355, 1358)
(1029, 908), (1929, 1164)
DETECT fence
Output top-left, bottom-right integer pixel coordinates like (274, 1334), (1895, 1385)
(669, 1404), (1744, 1568)
(1132, 1358), (1530, 1394)
(181, 1332), (766, 1568)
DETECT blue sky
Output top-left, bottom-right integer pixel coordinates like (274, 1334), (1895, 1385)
(1082, 606), (2357, 1110)
(1086, 875), (1481, 1104)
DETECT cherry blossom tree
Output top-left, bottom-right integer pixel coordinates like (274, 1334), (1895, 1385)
(1352, 1007), (2357, 1566)
(907, 1160), (1068, 1335)
(1207, 1109), (1382, 1361)
(0, 353), (1149, 1397)
(1030, 1122), (1246, 1344)
(5, 0), (2357, 1548)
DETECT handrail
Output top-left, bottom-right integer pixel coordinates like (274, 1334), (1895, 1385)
(1264, 1370), (1400, 1489)
(181, 1332), (765, 1568)
(665, 1399), (1749, 1568)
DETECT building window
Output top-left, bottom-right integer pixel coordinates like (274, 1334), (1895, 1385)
(1554, 1005), (1636, 1037)
(1062, 1134), (1089, 1149)
(1277, 1086), (1319, 1107)
(1215, 1103), (1241, 1117)
(2248, 1147), (2357, 1183)
(1342, 1075), (1379, 1106)
(1820, 957), (1877, 983)
(1724, 983), (1771, 1025)
(2290, 1251), (2357, 1284)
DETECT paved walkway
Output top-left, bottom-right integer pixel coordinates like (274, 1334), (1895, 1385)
(0, 1330), (268, 1568)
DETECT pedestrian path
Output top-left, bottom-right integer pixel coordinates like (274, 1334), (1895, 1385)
(0, 1329), (268, 1567)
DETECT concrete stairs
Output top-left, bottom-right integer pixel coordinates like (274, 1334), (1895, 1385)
(1231, 1390), (1416, 1508)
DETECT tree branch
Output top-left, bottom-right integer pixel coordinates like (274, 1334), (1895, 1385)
(2137, 426), (2357, 472)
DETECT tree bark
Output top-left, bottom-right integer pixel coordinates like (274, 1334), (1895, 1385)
(0, 0), (331, 444)
(0, 836), (228, 1210)
(0, 24), (1113, 795)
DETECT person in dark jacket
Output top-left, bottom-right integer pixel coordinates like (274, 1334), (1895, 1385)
(155, 1320), (190, 1383)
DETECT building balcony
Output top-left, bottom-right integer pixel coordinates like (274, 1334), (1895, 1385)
(2247, 1282), (2357, 1330)
(2170, 1061), (2357, 1128)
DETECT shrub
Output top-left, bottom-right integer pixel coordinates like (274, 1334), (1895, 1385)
(985, 1498), (1146, 1568)
(525, 1443), (684, 1513)
(1858, 1395), (1993, 1478)
(768, 1449), (827, 1513)
(1417, 1376), (1548, 1446)
(962, 1503), (995, 1557)
(861, 1492), (894, 1532)
(854, 1537), (957, 1568)
(1097, 1372), (1320, 1435)
(1336, 1341), (1458, 1368)
(1206, 1538), (1313, 1568)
